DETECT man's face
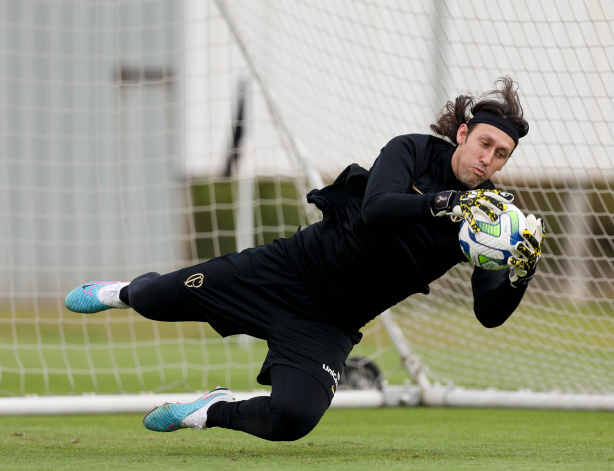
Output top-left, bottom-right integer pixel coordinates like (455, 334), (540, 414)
(451, 123), (515, 189)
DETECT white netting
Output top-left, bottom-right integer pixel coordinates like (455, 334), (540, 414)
(1, 0), (613, 398)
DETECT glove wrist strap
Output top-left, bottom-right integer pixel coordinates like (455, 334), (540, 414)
(509, 266), (537, 289)
(432, 190), (457, 214)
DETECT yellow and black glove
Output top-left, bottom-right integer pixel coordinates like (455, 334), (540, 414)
(509, 214), (546, 288)
(431, 188), (515, 232)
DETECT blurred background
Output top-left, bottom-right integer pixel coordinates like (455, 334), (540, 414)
(1, 1), (613, 401)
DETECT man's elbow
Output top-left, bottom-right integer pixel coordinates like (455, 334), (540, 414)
(476, 317), (506, 328)
(474, 310), (511, 328)
(361, 198), (386, 228)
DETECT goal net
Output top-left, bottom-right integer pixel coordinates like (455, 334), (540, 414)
(1, 0), (613, 411)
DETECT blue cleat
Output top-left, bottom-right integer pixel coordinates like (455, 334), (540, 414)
(65, 281), (129, 313)
(143, 387), (235, 432)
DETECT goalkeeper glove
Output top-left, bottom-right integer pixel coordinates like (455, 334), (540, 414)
(431, 188), (515, 232)
(509, 214), (546, 288)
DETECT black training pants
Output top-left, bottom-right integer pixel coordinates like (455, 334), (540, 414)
(121, 271), (331, 441)
(207, 364), (329, 441)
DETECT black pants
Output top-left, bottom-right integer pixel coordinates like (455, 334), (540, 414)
(208, 364), (329, 441)
(122, 272), (331, 441)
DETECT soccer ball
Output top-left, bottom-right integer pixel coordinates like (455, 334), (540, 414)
(459, 204), (527, 270)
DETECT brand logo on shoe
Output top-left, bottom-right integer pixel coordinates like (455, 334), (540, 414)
(185, 274), (204, 288)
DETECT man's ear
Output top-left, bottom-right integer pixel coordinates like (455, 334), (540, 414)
(456, 123), (468, 145)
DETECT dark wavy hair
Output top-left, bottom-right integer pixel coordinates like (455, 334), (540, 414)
(430, 77), (529, 147)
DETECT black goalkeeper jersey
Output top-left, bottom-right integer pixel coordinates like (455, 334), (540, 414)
(290, 133), (528, 332)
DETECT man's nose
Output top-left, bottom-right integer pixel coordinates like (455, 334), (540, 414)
(480, 150), (495, 166)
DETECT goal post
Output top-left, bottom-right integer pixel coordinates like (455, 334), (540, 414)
(1, 0), (614, 414)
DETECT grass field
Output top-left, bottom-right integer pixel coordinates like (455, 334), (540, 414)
(2, 407), (613, 471)
(0, 307), (406, 396)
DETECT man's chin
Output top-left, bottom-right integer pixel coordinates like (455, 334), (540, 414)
(461, 177), (483, 189)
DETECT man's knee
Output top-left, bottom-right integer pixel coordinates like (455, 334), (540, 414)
(268, 403), (325, 441)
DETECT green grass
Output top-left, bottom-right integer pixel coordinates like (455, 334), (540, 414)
(2, 408), (613, 470)
(0, 304), (406, 396)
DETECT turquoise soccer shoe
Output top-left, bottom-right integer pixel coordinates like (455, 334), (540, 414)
(65, 281), (128, 313)
(143, 387), (235, 432)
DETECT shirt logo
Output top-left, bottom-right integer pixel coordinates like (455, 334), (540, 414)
(323, 364), (341, 388)
(184, 273), (204, 288)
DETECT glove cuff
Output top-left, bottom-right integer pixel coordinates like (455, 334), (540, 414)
(431, 190), (458, 217)
(509, 266), (537, 289)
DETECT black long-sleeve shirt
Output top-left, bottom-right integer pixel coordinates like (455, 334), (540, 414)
(292, 134), (528, 332)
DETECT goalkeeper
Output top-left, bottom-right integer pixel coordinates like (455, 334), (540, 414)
(65, 77), (544, 441)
